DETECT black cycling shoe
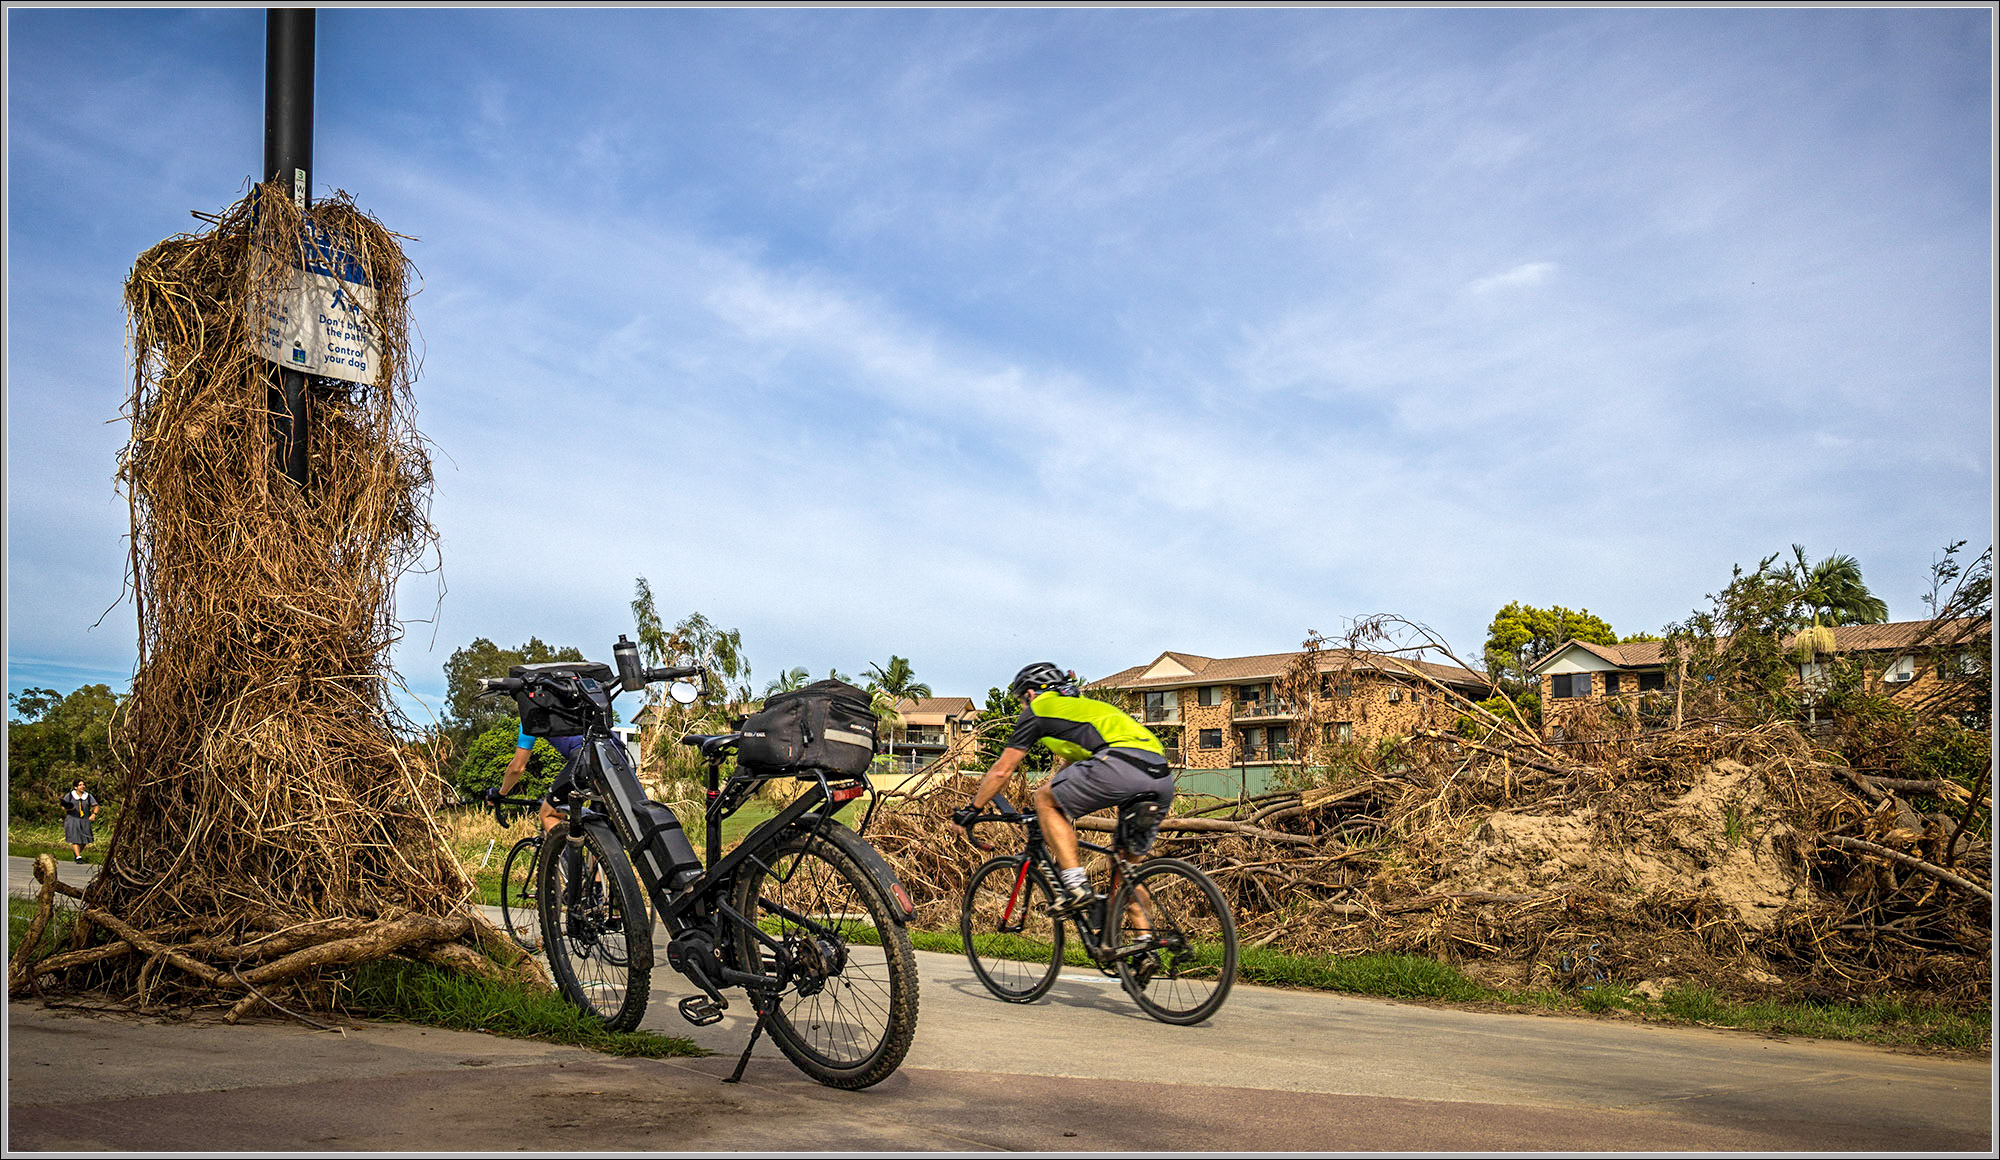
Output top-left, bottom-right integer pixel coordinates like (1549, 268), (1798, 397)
(1047, 884), (1100, 917)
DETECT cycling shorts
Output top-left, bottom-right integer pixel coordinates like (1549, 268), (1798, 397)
(1046, 747), (1172, 820)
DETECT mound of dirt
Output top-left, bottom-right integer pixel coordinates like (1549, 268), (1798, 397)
(1446, 759), (1813, 931)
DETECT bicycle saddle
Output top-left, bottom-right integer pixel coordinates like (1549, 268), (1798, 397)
(680, 732), (743, 759)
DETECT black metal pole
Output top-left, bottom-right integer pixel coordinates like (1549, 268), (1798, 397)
(265, 9), (314, 487)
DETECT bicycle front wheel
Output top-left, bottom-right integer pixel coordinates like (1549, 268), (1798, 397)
(498, 836), (542, 951)
(1107, 857), (1237, 1026)
(960, 856), (1064, 1003)
(539, 820), (652, 1031)
(730, 825), (919, 1090)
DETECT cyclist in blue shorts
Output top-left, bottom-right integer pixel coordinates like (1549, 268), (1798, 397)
(485, 729), (597, 832)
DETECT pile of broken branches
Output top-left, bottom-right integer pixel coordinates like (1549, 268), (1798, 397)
(868, 619), (1990, 1012)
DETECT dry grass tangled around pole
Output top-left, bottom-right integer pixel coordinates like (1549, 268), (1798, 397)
(9, 182), (536, 1018)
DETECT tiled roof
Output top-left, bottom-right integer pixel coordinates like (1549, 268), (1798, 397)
(893, 696), (977, 723)
(1530, 619), (1986, 673)
(1095, 648), (1486, 691)
(1555, 639), (1668, 670)
(1808, 618), (1986, 653)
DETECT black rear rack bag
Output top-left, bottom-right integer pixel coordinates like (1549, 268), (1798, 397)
(738, 679), (878, 776)
(511, 661), (614, 738)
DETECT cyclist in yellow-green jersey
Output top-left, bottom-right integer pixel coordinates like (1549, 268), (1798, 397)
(957, 662), (1174, 913)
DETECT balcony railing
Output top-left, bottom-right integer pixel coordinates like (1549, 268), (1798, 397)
(1234, 743), (1295, 764)
(1231, 698), (1295, 720)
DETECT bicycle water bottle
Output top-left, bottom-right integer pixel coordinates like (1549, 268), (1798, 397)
(614, 633), (645, 691)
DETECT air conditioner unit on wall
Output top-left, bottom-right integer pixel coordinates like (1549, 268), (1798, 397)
(1885, 671), (1913, 684)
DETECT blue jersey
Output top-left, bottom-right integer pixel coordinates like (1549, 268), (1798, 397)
(516, 732), (600, 759)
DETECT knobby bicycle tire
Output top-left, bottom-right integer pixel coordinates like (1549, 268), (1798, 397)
(498, 835), (542, 951)
(539, 819), (652, 1031)
(1107, 856), (1237, 1026)
(729, 824), (919, 1089)
(960, 856), (1064, 1003)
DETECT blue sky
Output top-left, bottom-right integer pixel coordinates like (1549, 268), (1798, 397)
(5, 7), (1993, 722)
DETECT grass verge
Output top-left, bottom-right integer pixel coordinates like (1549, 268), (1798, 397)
(7, 897), (704, 1059)
(8, 820), (101, 865)
(914, 923), (1988, 1052)
(342, 957), (704, 1058)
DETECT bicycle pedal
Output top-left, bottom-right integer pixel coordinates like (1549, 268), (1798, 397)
(678, 995), (728, 1027)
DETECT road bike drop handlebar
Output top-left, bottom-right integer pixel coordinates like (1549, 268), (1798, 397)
(956, 795), (1028, 853)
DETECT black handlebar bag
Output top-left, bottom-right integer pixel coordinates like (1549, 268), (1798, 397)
(739, 679), (878, 776)
(510, 661), (615, 737)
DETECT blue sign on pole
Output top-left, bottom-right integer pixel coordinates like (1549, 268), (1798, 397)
(254, 225), (378, 384)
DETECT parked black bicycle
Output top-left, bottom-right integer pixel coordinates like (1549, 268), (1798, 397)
(958, 795), (1236, 1025)
(477, 635), (919, 1089)
(486, 795), (549, 951)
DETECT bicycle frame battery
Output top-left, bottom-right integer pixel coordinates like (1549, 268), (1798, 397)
(591, 737), (702, 894)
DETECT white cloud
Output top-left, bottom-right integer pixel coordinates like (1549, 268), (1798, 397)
(1468, 261), (1557, 296)
(7, 8), (1992, 713)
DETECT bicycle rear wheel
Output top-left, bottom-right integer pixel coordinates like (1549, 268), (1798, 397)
(960, 856), (1064, 1002)
(1107, 856), (1236, 1025)
(498, 836), (542, 951)
(730, 825), (919, 1089)
(539, 820), (652, 1031)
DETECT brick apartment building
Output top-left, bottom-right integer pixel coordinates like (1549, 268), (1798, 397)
(1092, 648), (1490, 795)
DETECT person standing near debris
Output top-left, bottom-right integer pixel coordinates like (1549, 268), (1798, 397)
(61, 778), (100, 863)
(955, 662), (1173, 912)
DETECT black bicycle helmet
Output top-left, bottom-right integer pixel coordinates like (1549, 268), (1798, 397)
(1010, 661), (1071, 699)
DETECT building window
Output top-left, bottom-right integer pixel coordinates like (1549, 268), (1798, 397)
(1322, 722), (1353, 744)
(1334, 680), (1354, 698)
(1199, 728), (1222, 749)
(1237, 684), (1264, 703)
(1197, 686), (1222, 707)
(1883, 656), (1917, 685)
(1639, 670), (1666, 692)
(1602, 672), (1621, 695)
(1551, 673), (1592, 698)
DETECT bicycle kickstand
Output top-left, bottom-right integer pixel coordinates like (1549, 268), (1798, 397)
(724, 997), (772, 1084)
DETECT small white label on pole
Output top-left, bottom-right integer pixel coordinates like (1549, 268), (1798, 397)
(252, 227), (380, 385)
(292, 168), (306, 210)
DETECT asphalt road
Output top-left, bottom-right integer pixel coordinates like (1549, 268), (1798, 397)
(7, 856), (1994, 1152)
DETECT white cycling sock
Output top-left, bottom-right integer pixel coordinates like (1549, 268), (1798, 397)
(1060, 867), (1091, 895)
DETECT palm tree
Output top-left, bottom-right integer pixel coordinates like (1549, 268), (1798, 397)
(864, 656), (930, 758)
(762, 667), (811, 698)
(1790, 546), (1890, 626)
(864, 656), (932, 703)
(1787, 546), (1889, 662)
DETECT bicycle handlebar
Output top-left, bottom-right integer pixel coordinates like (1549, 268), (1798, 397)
(478, 666), (701, 698)
(956, 794), (1025, 852)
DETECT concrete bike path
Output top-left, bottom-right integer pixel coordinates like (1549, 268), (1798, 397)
(8, 857), (1993, 1152)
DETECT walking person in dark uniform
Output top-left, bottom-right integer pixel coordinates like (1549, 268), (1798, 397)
(60, 778), (100, 863)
